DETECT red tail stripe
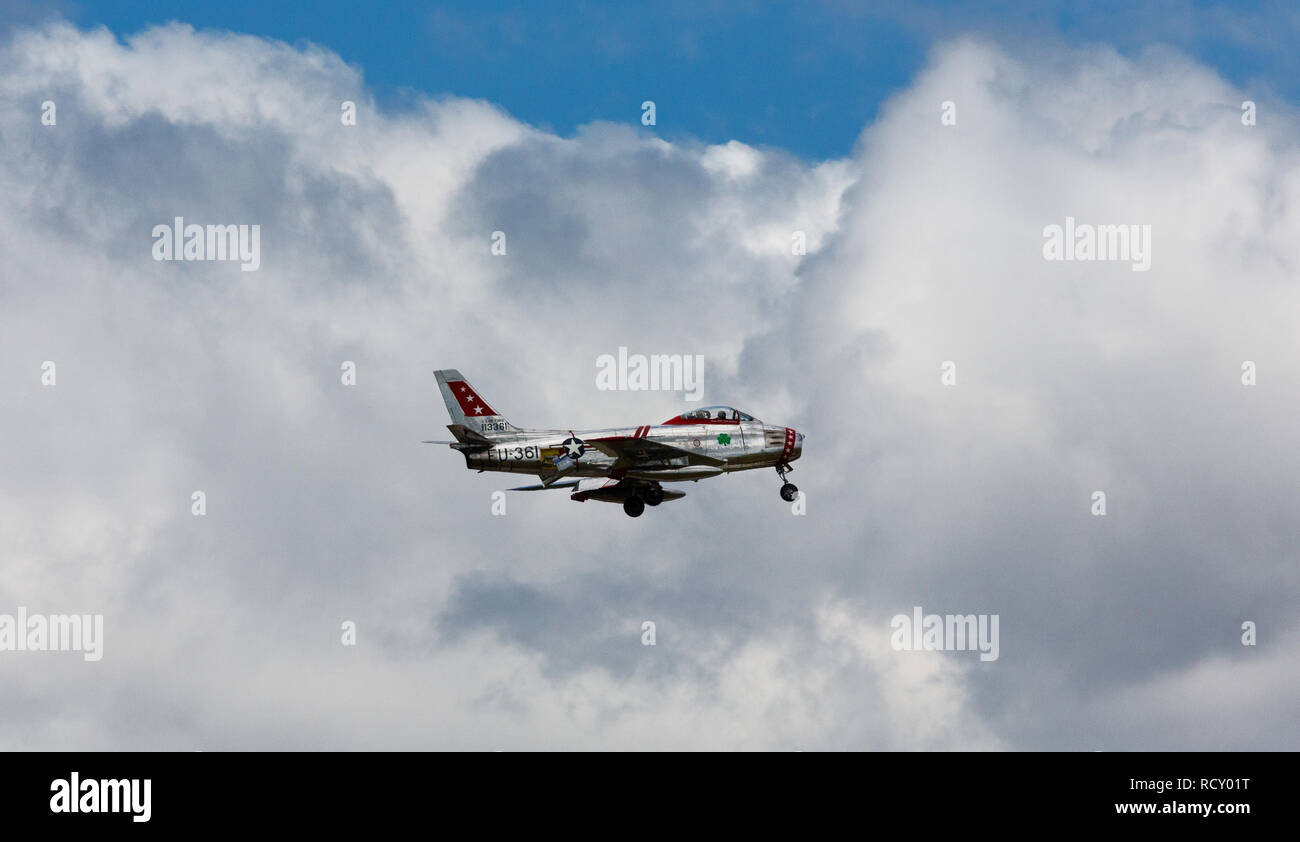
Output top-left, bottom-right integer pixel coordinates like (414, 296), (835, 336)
(447, 380), (497, 417)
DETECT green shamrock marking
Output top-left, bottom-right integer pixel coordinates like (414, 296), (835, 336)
(717, 432), (731, 445)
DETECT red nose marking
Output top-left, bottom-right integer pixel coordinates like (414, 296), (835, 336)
(781, 427), (797, 461)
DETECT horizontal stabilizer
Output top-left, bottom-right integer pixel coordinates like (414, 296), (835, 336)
(446, 424), (494, 448)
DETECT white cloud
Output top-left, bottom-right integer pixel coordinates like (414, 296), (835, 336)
(0, 23), (1296, 749)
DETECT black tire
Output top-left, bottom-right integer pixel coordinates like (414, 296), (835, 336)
(780, 482), (798, 502)
(623, 496), (646, 517)
(643, 485), (664, 506)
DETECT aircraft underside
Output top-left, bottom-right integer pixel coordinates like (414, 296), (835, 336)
(459, 435), (797, 517)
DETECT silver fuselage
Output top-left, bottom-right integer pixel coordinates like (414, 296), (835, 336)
(462, 422), (802, 482)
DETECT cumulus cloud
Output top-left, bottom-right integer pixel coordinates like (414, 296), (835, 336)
(0, 22), (1295, 749)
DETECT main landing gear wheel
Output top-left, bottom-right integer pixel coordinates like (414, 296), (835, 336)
(623, 496), (646, 517)
(642, 485), (665, 506)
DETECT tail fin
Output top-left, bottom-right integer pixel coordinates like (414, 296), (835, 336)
(435, 370), (517, 438)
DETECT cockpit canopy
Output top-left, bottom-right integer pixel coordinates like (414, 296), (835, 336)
(663, 405), (759, 424)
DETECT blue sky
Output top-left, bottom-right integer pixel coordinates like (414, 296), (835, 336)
(20, 0), (1298, 160)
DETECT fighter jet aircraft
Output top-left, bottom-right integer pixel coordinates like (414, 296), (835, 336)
(424, 369), (804, 517)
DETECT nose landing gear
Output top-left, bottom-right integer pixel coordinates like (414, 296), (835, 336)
(776, 463), (798, 502)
